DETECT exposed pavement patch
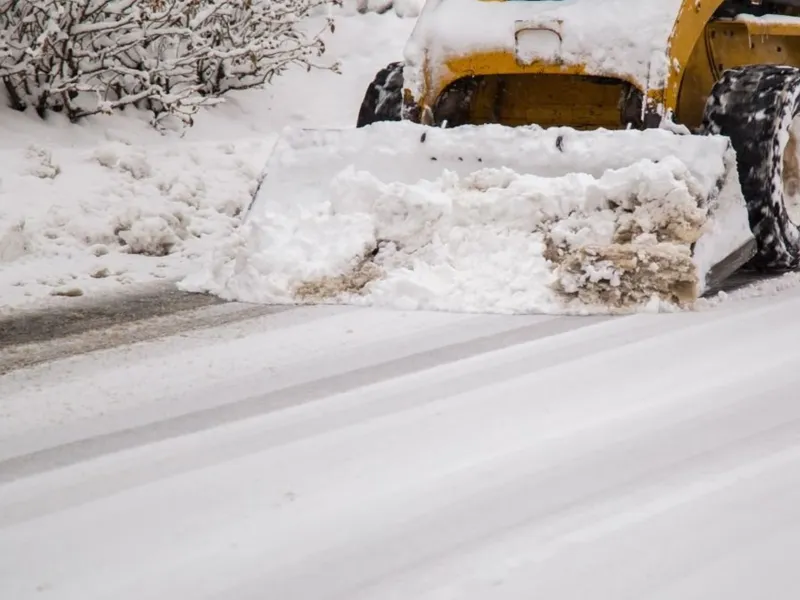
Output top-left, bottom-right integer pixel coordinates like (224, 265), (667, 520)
(0, 282), (287, 374)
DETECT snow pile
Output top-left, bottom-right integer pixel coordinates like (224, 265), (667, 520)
(0, 138), (268, 304)
(181, 122), (752, 315)
(0, 8), (417, 309)
(403, 0), (683, 102)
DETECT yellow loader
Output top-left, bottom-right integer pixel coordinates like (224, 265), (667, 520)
(222, 0), (800, 314)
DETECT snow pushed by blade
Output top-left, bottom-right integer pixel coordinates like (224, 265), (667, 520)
(181, 122), (752, 315)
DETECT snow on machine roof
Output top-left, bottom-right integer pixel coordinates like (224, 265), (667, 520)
(403, 0), (685, 98)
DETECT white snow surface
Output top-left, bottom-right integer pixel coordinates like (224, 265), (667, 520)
(361, 0), (427, 17)
(5, 290), (800, 598)
(403, 0), (683, 101)
(0, 5), (417, 311)
(182, 123), (752, 314)
(0, 0), (791, 315)
(734, 12), (800, 26)
(0, 138), (263, 303)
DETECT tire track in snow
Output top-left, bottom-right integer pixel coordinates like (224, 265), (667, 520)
(0, 312), (609, 482)
(2, 287), (794, 522)
(3, 290), (800, 599)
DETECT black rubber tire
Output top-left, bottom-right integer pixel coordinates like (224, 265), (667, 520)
(701, 64), (800, 271)
(356, 61), (405, 128)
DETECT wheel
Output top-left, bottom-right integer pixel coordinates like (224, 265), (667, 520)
(356, 61), (404, 128)
(701, 64), (800, 271)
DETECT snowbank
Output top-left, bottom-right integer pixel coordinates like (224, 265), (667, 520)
(180, 122), (752, 315)
(0, 140), (267, 304)
(0, 9), (417, 310)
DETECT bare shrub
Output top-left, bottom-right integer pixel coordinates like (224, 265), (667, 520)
(0, 0), (340, 126)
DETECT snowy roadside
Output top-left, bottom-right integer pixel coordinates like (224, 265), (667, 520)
(0, 137), (267, 311)
(4, 0), (800, 318)
(0, 4), (418, 313)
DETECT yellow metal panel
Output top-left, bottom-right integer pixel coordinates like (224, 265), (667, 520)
(429, 51), (592, 110)
(467, 74), (628, 129)
(407, 0), (800, 131)
(677, 20), (800, 130)
(418, 52), (641, 129)
(664, 2), (800, 117)
(411, 0), (714, 128)
(661, 0), (727, 114)
(674, 26), (716, 131)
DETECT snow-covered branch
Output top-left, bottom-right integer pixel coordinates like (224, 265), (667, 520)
(0, 0), (341, 125)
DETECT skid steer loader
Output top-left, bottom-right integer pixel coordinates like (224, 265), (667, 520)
(207, 0), (800, 314)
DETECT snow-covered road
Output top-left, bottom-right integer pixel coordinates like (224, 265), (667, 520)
(2, 287), (799, 599)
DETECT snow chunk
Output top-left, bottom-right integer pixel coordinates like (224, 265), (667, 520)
(24, 145), (61, 179)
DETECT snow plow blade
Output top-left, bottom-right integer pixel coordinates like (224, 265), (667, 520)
(185, 122), (755, 315)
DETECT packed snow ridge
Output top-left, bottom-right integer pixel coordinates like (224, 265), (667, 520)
(181, 123), (752, 316)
